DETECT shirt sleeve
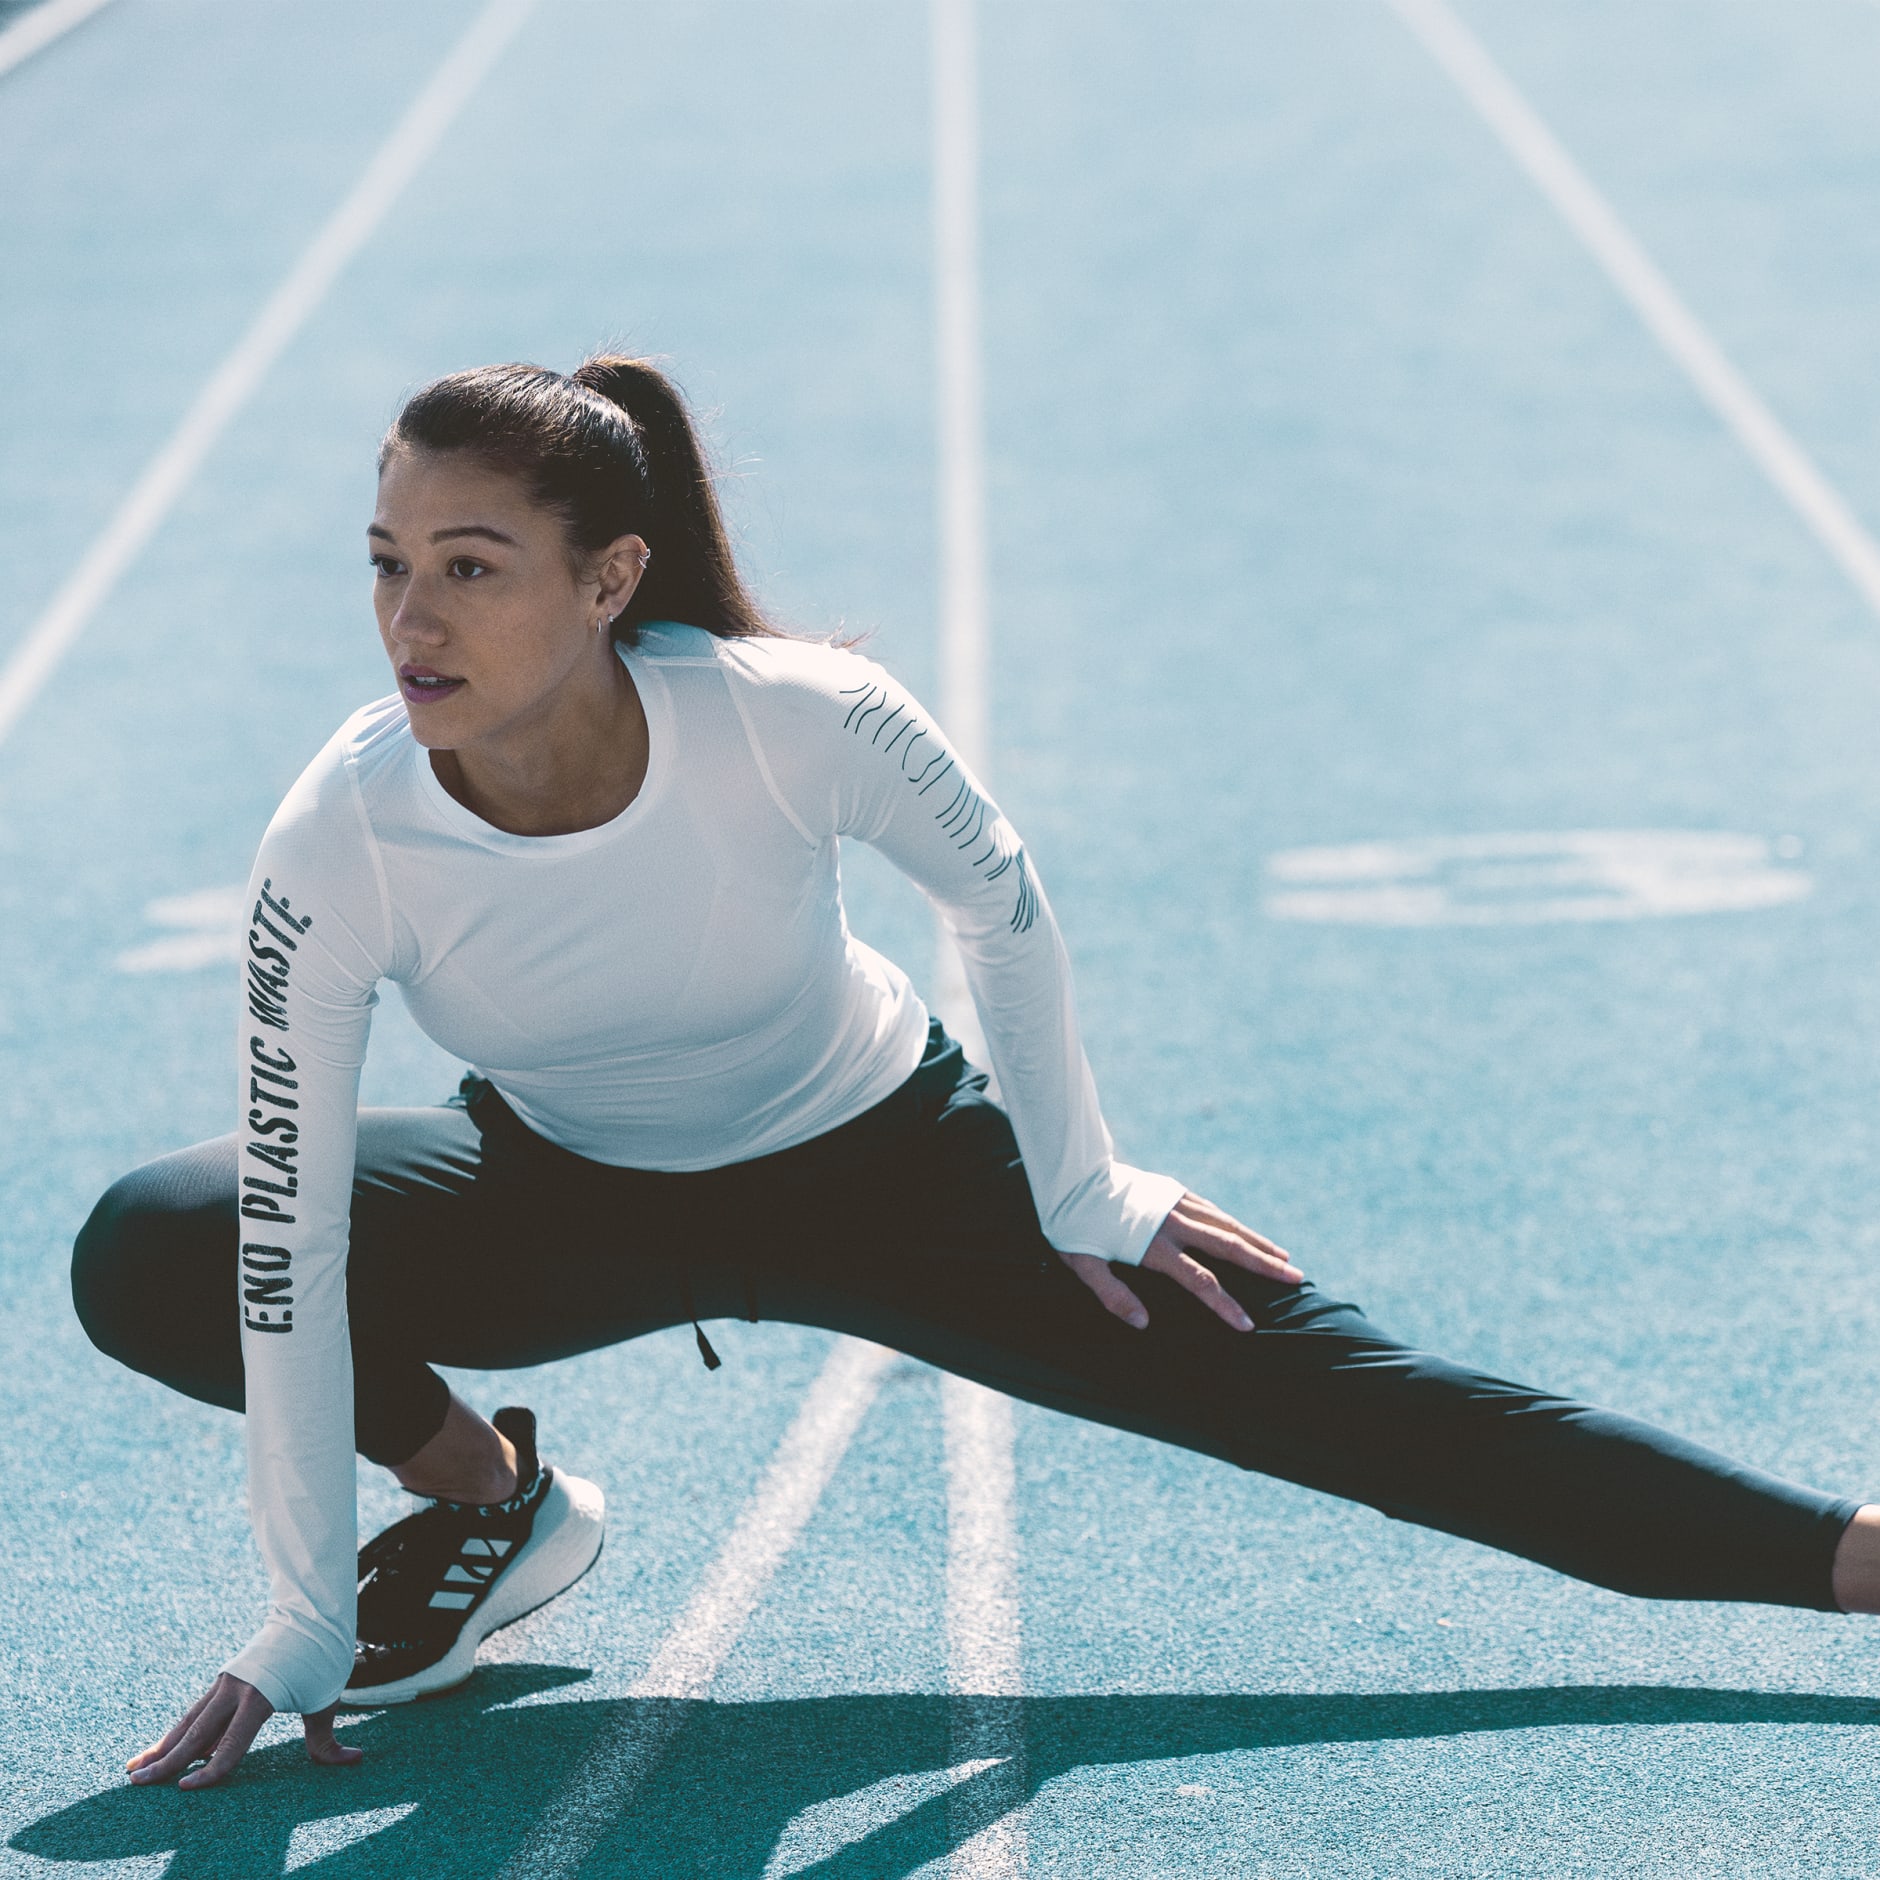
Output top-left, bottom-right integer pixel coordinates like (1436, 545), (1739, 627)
(740, 642), (1184, 1265)
(219, 739), (390, 1714)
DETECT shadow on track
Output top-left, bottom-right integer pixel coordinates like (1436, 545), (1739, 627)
(15, 1666), (1880, 1877)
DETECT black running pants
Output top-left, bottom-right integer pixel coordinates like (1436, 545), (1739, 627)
(72, 1020), (1859, 1610)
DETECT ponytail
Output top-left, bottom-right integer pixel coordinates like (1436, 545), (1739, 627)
(383, 354), (781, 646)
(569, 355), (774, 643)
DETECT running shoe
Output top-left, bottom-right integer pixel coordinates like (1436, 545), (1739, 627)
(342, 1405), (605, 1704)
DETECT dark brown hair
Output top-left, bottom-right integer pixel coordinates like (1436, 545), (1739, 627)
(382, 355), (780, 646)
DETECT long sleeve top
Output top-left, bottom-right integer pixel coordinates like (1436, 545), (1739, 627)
(221, 621), (1184, 1713)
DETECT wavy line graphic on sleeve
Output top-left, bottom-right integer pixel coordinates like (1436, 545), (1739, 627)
(838, 681), (1037, 934)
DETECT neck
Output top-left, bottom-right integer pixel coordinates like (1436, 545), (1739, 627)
(432, 644), (651, 837)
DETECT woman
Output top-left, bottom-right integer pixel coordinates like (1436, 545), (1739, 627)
(74, 356), (1880, 1792)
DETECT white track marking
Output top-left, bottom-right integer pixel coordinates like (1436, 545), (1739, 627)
(930, 0), (993, 1077)
(283, 1805), (418, 1872)
(943, 1380), (1022, 1701)
(763, 1760), (1003, 1877)
(942, 1376), (1029, 1877)
(497, 1339), (895, 1879)
(115, 931), (237, 975)
(1264, 829), (1812, 926)
(932, 0), (989, 778)
(115, 884), (245, 973)
(931, 5), (1027, 1874)
(1384, 0), (1880, 623)
(0, 0), (115, 79)
(0, 0), (539, 754)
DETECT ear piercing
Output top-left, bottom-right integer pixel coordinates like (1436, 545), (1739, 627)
(599, 552), (649, 628)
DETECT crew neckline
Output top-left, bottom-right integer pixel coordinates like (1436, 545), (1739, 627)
(411, 641), (673, 855)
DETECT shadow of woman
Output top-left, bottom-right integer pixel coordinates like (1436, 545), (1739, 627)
(14, 1668), (1880, 1878)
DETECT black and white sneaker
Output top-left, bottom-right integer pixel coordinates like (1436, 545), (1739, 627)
(342, 1406), (605, 1705)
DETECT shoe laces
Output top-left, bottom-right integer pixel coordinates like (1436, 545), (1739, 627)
(358, 1469), (543, 1627)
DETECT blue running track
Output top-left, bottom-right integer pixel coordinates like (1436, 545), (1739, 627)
(8, 1), (1880, 1873)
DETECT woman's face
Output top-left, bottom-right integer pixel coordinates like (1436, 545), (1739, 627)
(368, 447), (618, 752)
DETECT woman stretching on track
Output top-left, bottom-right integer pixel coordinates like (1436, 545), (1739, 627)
(74, 355), (1880, 1790)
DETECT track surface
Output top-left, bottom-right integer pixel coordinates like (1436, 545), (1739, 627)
(9, 2), (1880, 1873)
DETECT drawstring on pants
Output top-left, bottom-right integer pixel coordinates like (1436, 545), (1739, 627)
(680, 1267), (762, 1372)
(679, 1269), (721, 1371)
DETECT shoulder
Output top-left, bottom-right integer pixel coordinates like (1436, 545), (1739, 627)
(266, 695), (400, 815)
(257, 697), (405, 890)
(631, 622), (907, 735)
(703, 629), (904, 722)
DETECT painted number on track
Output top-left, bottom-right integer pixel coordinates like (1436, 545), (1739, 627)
(1263, 831), (1812, 926)
(116, 885), (245, 973)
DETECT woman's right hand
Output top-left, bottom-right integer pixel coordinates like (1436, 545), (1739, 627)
(127, 1673), (362, 1789)
(1061, 1188), (1304, 1331)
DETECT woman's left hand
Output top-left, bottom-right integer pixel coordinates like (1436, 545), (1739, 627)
(1060, 1190), (1303, 1332)
(126, 1673), (361, 1789)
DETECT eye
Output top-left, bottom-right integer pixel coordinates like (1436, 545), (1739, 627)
(447, 557), (490, 580)
(368, 553), (405, 578)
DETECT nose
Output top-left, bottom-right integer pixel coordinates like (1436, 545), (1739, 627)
(389, 582), (449, 645)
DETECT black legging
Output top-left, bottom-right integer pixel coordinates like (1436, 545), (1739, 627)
(72, 1019), (1858, 1610)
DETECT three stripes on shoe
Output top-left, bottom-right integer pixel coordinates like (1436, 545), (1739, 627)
(429, 1533), (515, 1611)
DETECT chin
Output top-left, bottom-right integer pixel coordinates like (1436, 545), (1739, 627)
(399, 700), (469, 748)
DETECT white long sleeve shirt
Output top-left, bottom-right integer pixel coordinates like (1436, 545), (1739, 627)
(222, 622), (1183, 1713)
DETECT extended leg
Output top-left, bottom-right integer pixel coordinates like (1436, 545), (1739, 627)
(747, 1062), (1864, 1614)
(747, 1238), (1858, 1611)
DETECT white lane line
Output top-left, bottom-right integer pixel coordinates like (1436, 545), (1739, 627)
(1383, 0), (1880, 623)
(942, 1375), (1029, 1878)
(932, 0), (989, 774)
(497, 1338), (896, 1879)
(931, 6), (1027, 1871)
(0, 0), (539, 754)
(930, 0), (994, 1078)
(942, 1381), (1021, 1702)
(0, 0), (115, 80)
(927, 0), (995, 1356)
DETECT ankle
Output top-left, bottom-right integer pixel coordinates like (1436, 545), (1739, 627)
(395, 1443), (517, 1505)
(1832, 1504), (1880, 1614)
(390, 1396), (520, 1504)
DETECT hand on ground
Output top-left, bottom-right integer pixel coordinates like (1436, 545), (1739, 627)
(127, 1673), (361, 1789)
(1061, 1189), (1304, 1332)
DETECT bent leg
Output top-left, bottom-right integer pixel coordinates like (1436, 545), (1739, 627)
(70, 1088), (699, 1466)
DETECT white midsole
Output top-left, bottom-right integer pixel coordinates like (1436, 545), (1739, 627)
(342, 1469), (606, 1705)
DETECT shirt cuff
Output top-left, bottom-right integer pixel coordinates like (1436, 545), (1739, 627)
(1042, 1162), (1186, 1266)
(223, 1617), (352, 1717)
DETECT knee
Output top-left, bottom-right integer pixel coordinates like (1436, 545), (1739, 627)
(71, 1155), (224, 1374)
(71, 1170), (156, 1364)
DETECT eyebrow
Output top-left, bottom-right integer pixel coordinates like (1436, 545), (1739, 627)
(366, 524), (519, 546)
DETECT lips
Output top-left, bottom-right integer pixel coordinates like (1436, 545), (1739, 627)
(399, 665), (465, 705)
